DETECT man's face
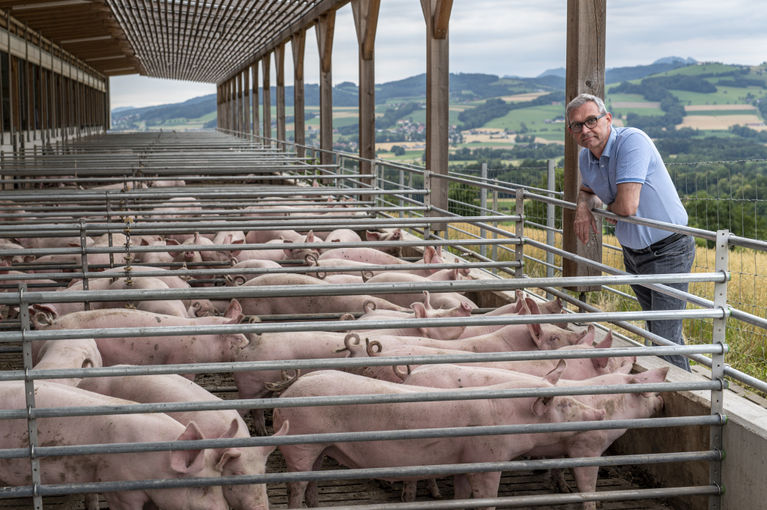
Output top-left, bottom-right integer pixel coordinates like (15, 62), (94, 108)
(568, 101), (612, 156)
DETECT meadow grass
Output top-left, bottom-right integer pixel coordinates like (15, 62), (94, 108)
(448, 222), (767, 388)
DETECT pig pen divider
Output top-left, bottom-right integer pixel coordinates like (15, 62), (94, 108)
(0, 131), (755, 509)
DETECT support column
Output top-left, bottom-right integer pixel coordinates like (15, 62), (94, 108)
(243, 67), (251, 138)
(229, 78), (236, 132)
(352, 0), (380, 183)
(262, 54), (272, 142)
(291, 29), (306, 158)
(105, 79), (110, 133)
(235, 72), (242, 134)
(251, 62), (260, 138)
(420, 0), (452, 228)
(275, 42), (286, 151)
(316, 11), (335, 165)
(562, 0), (606, 286)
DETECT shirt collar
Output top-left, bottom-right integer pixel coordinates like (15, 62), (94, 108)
(587, 126), (617, 163)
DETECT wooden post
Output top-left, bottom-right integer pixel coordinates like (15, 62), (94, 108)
(262, 54), (272, 142)
(291, 29), (306, 158)
(352, 0), (380, 185)
(251, 62), (260, 138)
(235, 72), (242, 134)
(275, 42), (286, 151)
(243, 67), (251, 138)
(420, 0), (452, 232)
(316, 11), (335, 166)
(562, 0), (606, 290)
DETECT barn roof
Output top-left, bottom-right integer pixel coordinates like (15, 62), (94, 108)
(0, 0), (342, 82)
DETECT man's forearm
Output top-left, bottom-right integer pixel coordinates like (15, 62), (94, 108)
(577, 189), (603, 211)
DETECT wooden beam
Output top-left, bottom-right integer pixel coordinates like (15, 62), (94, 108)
(420, 0), (451, 232)
(352, 0), (379, 181)
(251, 62), (259, 137)
(562, 0), (606, 288)
(262, 54), (271, 140)
(316, 11), (335, 165)
(291, 28), (306, 157)
(275, 42), (286, 150)
(243, 66), (250, 137)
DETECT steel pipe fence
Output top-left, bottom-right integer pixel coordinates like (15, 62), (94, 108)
(0, 131), (749, 510)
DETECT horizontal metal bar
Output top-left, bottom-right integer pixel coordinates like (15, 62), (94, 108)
(0, 273), (728, 308)
(0, 379), (723, 422)
(0, 456), (720, 502)
(0, 416), (723, 461)
(0, 309), (726, 344)
(2, 344), (727, 386)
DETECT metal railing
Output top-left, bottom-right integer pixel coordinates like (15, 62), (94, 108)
(0, 131), (755, 510)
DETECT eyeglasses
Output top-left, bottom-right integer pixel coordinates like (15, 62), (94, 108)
(568, 113), (607, 133)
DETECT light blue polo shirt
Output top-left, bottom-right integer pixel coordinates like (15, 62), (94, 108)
(579, 126), (688, 249)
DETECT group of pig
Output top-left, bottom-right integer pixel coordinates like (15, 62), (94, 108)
(0, 195), (669, 510)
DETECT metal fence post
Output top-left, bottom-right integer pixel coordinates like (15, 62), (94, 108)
(480, 162), (488, 258)
(709, 229), (729, 510)
(546, 159), (556, 297)
(399, 169), (405, 218)
(515, 188), (524, 277)
(492, 179), (498, 272)
(19, 284), (44, 510)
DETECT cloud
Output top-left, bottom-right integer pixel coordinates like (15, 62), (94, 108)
(110, 0), (767, 109)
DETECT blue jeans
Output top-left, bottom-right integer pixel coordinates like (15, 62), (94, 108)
(622, 234), (696, 371)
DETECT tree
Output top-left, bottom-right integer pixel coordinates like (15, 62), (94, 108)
(391, 145), (406, 156)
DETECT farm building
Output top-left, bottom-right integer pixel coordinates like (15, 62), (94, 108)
(1, 2), (766, 510)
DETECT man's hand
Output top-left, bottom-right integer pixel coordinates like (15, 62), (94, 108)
(574, 202), (598, 244)
(574, 188), (603, 244)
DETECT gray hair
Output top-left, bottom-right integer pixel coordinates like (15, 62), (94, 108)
(565, 93), (607, 124)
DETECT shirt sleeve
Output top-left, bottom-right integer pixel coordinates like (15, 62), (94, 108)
(614, 131), (651, 185)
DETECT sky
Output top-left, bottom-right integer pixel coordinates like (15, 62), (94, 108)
(109, 0), (767, 110)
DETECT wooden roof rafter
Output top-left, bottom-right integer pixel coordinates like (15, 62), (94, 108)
(2, 1), (353, 83)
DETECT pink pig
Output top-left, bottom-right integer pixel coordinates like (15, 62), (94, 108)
(0, 381), (229, 510)
(78, 372), (288, 510)
(31, 338), (103, 386)
(32, 300), (249, 373)
(232, 330), (373, 435)
(235, 273), (408, 317)
(403, 362), (668, 510)
(273, 369), (604, 508)
(318, 245), (444, 276)
(356, 292), (472, 340)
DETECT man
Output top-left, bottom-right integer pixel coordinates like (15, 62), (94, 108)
(566, 93), (695, 371)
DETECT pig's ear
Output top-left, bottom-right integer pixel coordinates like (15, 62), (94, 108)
(261, 420), (290, 456)
(423, 246), (436, 263)
(531, 396), (554, 417)
(166, 238), (180, 246)
(411, 302), (427, 318)
(366, 230), (382, 241)
(228, 334), (250, 349)
(170, 422), (207, 474)
(215, 449), (242, 472)
(516, 297), (530, 315)
(594, 331), (613, 349)
(632, 367), (669, 384)
(591, 356), (609, 370)
(543, 359), (566, 385)
(224, 299), (243, 321)
(527, 321), (543, 346)
(577, 325), (596, 346)
(524, 298), (541, 315)
(306, 230), (315, 242)
(220, 418), (239, 439)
